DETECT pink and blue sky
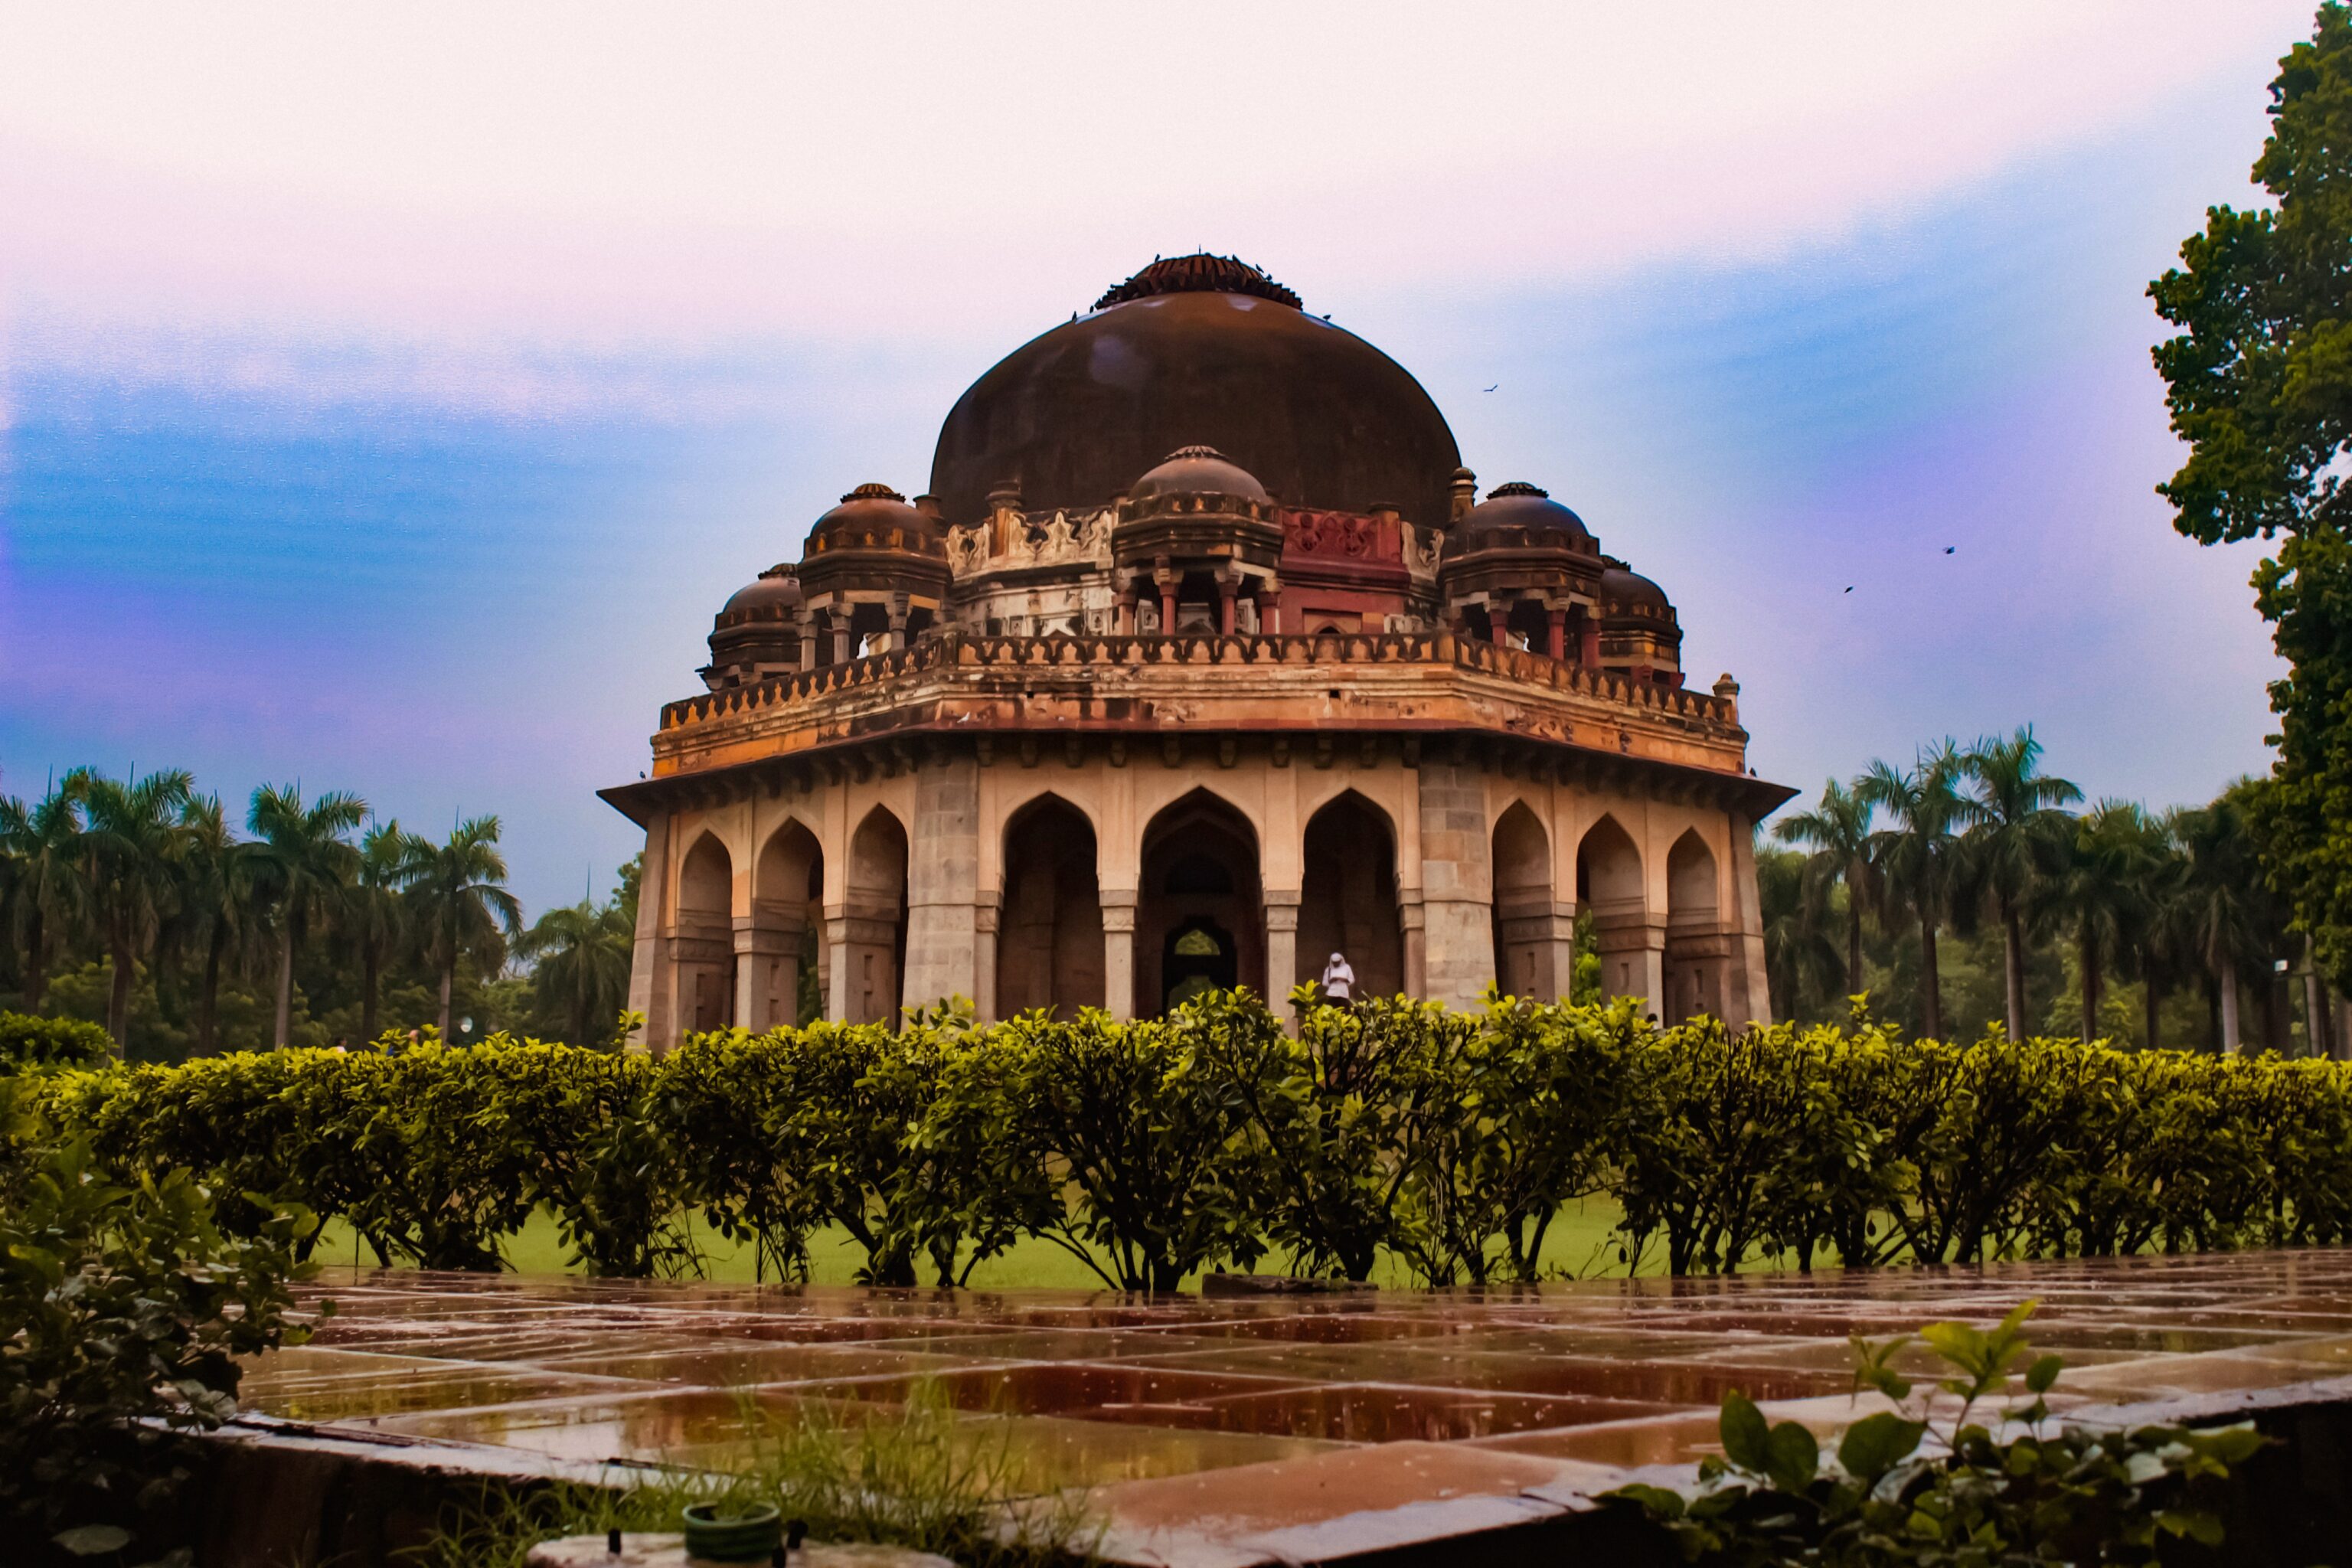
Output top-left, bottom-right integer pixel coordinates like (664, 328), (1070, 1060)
(0, 3), (2316, 913)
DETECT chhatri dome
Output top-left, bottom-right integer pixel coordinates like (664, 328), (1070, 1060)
(605, 254), (1789, 1047)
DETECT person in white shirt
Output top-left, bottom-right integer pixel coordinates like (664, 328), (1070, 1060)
(1320, 951), (1355, 1004)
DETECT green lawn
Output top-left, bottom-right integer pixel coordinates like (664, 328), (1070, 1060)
(309, 1195), (1655, 1288)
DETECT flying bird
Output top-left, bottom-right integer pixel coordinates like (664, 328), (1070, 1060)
(1844, 586), (1854, 593)
(1944, 546), (1955, 554)
(1483, 384), (1498, 392)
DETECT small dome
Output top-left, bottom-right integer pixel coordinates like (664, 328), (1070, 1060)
(721, 567), (801, 619)
(805, 483), (946, 559)
(1129, 446), (1271, 507)
(1599, 564), (1670, 617)
(1459, 482), (1590, 539)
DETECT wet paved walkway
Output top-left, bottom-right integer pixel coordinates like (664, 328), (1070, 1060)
(243, 1252), (2352, 1563)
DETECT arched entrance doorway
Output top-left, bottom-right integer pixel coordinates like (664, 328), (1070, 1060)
(751, 819), (822, 1027)
(1162, 918), (1240, 1011)
(840, 808), (909, 1025)
(1298, 792), (1403, 1000)
(675, 831), (734, 1033)
(1576, 814), (1652, 1009)
(1138, 791), (1263, 1015)
(1666, 830), (1725, 1023)
(1491, 801), (1566, 1000)
(997, 795), (1106, 1016)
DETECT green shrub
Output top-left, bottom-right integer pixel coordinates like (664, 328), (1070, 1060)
(0, 1011), (114, 1070)
(0, 1080), (318, 1561)
(28, 998), (2352, 1287)
(1609, 1302), (2265, 1563)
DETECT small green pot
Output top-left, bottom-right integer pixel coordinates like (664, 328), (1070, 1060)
(680, 1501), (782, 1563)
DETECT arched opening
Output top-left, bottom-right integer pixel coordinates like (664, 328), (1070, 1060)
(675, 832), (735, 1034)
(753, 819), (823, 1027)
(1665, 830), (1725, 1024)
(1491, 802), (1560, 1000)
(842, 808), (909, 1025)
(1576, 815), (1649, 1006)
(996, 795), (1105, 1016)
(1163, 918), (1239, 1011)
(1138, 791), (1263, 1015)
(1299, 792), (1403, 1000)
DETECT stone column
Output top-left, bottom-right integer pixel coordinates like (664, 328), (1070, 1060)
(1545, 606), (1566, 662)
(902, 753), (982, 1011)
(973, 903), (999, 1023)
(1487, 603), (1511, 647)
(1217, 578), (1238, 636)
(1725, 815), (1772, 1030)
(1158, 577), (1178, 636)
(1398, 890), (1427, 999)
(1261, 585), (1282, 635)
(626, 810), (672, 1053)
(1577, 609), (1601, 667)
(733, 916), (799, 1033)
(1265, 893), (1301, 1027)
(831, 613), (853, 665)
(796, 615), (818, 671)
(1416, 757), (1495, 1012)
(1595, 920), (1666, 1018)
(1117, 590), (1137, 636)
(1102, 893), (1138, 1021)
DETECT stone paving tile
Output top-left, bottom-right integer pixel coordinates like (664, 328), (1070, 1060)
(253, 1247), (2352, 1560)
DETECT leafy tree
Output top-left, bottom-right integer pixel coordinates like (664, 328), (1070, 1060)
(397, 817), (523, 1045)
(246, 785), (367, 1049)
(1858, 744), (1969, 1040)
(2040, 802), (2161, 1045)
(2151, 5), (2352, 989)
(1772, 777), (1876, 997)
(517, 895), (633, 1049)
(77, 769), (198, 1046)
(0, 780), (90, 1013)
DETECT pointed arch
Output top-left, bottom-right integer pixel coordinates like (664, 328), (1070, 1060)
(998, 793), (1105, 1016)
(1138, 788), (1263, 1015)
(750, 817), (823, 1028)
(840, 806), (909, 1024)
(1491, 800), (1563, 999)
(1576, 813), (1651, 1008)
(1665, 828), (1726, 1024)
(674, 831), (735, 1033)
(1300, 789), (1403, 1000)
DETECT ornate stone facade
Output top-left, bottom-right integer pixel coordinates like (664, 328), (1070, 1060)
(603, 256), (1791, 1046)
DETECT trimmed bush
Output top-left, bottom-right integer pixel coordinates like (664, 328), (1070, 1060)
(20, 996), (2352, 1284)
(0, 1011), (114, 1070)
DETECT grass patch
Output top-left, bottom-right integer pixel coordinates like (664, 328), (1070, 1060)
(403, 1387), (1094, 1568)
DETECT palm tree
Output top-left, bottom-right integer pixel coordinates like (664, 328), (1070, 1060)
(1957, 727), (2082, 1041)
(346, 820), (410, 1045)
(78, 768), (198, 1045)
(2170, 792), (2269, 1053)
(1772, 777), (1876, 997)
(1757, 845), (1842, 1024)
(2130, 822), (2192, 1053)
(516, 896), (634, 1047)
(178, 794), (260, 1055)
(1858, 743), (1969, 1040)
(247, 785), (368, 1048)
(2040, 800), (2159, 1044)
(397, 816), (523, 1044)
(0, 779), (91, 1012)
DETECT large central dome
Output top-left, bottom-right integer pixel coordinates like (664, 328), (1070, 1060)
(929, 255), (1462, 528)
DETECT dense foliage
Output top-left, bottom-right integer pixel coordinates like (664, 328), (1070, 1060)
(25, 994), (2352, 1286)
(0, 766), (629, 1061)
(0, 1011), (115, 1070)
(1610, 1302), (2265, 1564)
(2153, 4), (2352, 997)
(0, 1079), (317, 1563)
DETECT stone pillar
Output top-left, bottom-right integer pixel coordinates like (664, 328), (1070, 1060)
(1398, 890), (1427, 999)
(1217, 578), (1238, 636)
(1261, 585), (1282, 635)
(1487, 603), (1511, 647)
(1158, 578), (1178, 636)
(1545, 606), (1566, 663)
(796, 615), (818, 671)
(1265, 893), (1301, 1026)
(1594, 920), (1666, 1018)
(1578, 609), (1601, 668)
(831, 613), (853, 665)
(1496, 899), (1577, 1001)
(733, 916), (799, 1033)
(1416, 758), (1495, 1012)
(1102, 893), (1138, 1021)
(626, 810), (672, 1052)
(973, 903), (999, 1022)
(1117, 590), (1137, 635)
(902, 753), (982, 1011)
(1725, 815), (1772, 1031)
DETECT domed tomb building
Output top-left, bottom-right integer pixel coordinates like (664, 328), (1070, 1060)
(602, 256), (1792, 1044)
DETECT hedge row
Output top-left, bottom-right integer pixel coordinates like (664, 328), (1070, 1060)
(20, 994), (2352, 1287)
